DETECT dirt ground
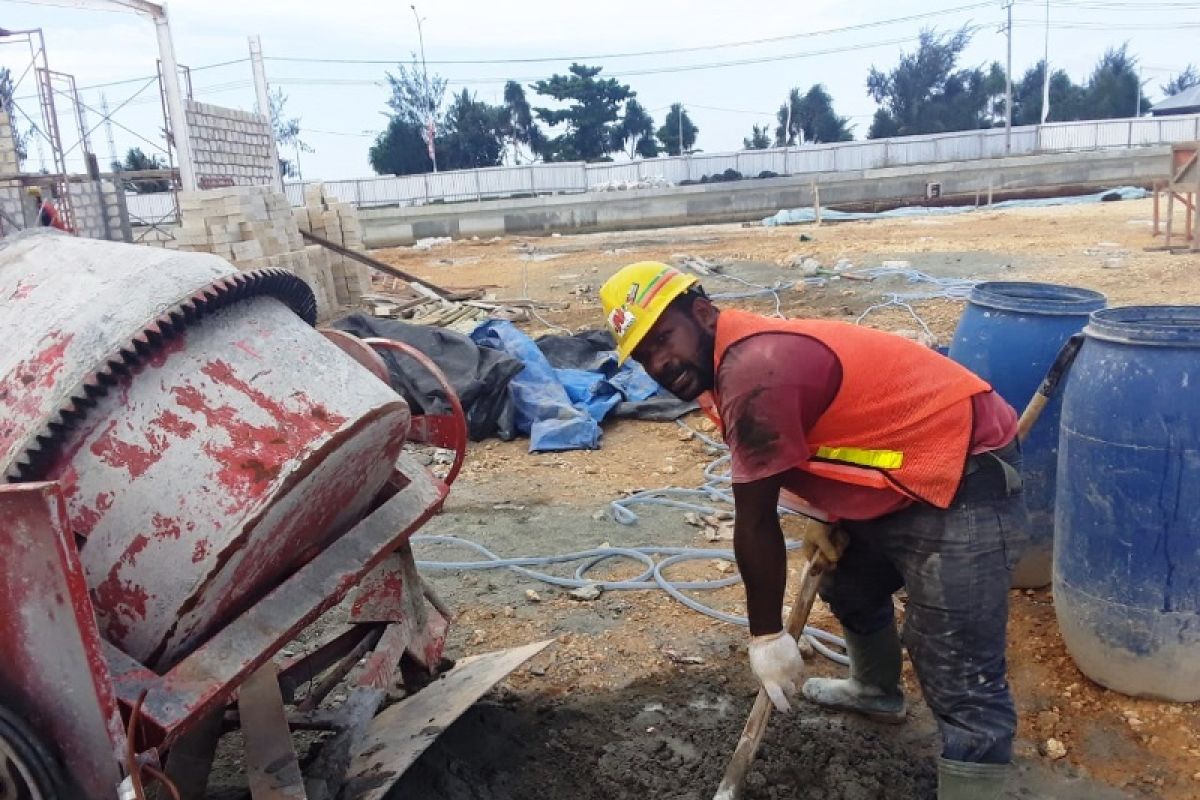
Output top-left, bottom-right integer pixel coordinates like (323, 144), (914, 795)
(371, 198), (1200, 800)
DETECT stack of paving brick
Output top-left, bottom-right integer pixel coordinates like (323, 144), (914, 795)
(292, 183), (372, 307)
(173, 185), (339, 320)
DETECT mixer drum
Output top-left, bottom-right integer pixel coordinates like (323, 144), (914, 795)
(0, 234), (410, 666)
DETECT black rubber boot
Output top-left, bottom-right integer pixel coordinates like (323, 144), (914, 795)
(801, 625), (906, 723)
(937, 758), (1010, 800)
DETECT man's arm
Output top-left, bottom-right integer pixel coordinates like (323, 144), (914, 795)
(732, 474), (787, 636)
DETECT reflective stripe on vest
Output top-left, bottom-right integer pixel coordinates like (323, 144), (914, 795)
(813, 445), (904, 470)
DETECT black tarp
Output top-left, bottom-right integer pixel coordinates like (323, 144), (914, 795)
(333, 314), (523, 441)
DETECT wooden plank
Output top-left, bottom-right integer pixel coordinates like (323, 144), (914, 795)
(238, 663), (307, 800)
(341, 641), (552, 800)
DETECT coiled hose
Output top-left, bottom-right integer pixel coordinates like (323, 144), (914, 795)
(412, 422), (848, 665)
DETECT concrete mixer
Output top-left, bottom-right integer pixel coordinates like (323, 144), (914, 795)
(0, 232), (547, 800)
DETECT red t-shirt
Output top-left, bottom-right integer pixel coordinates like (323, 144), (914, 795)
(717, 332), (1017, 521)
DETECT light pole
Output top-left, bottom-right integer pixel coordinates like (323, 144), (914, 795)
(1004, 0), (1014, 153)
(411, 4), (437, 172)
(1040, 0), (1051, 123)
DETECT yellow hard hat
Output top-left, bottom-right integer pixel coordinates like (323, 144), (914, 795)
(599, 261), (699, 363)
(26, 186), (42, 198)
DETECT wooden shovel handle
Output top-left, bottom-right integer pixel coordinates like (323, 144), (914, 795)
(712, 537), (832, 800)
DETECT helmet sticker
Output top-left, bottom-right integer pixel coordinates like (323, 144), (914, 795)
(625, 283), (640, 304)
(608, 305), (635, 337)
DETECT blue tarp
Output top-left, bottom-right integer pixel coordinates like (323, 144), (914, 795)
(470, 321), (667, 452)
(762, 186), (1150, 227)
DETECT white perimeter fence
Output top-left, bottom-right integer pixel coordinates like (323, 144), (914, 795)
(126, 114), (1200, 224)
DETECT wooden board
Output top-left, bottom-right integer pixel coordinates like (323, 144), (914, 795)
(341, 640), (552, 800)
(239, 663), (308, 800)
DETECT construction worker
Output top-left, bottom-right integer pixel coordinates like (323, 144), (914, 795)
(27, 186), (71, 232)
(599, 262), (1029, 800)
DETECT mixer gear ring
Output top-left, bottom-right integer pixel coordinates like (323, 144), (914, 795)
(7, 268), (317, 482)
(0, 706), (65, 800)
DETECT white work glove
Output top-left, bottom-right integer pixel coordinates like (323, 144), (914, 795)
(748, 631), (805, 712)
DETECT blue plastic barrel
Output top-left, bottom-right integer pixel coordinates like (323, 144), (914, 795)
(948, 282), (1107, 587)
(1054, 307), (1200, 701)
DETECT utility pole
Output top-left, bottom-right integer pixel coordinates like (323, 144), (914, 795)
(411, 4), (437, 172)
(249, 35), (284, 192)
(785, 96), (793, 146)
(678, 104), (684, 156)
(1041, 0), (1051, 123)
(1004, 0), (1014, 153)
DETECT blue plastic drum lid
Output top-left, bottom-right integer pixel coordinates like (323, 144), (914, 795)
(948, 281), (1106, 589)
(1054, 305), (1200, 702)
(966, 281), (1107, 317)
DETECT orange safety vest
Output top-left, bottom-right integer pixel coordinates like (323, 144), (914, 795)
(709, 310), (990, 509)
(39, 200), (71, 233)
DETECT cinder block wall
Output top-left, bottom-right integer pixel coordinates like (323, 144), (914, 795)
(185, 101), (277, 187)
(67, 180), (125, 240)
(0, 111), (24, 234)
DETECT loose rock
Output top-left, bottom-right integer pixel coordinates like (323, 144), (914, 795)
(569, 585), (603, 601)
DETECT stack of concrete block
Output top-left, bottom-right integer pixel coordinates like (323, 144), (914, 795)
(173, 185), (338, 321)
(0, 111), (19, 177)
(291, 183), (372, 306)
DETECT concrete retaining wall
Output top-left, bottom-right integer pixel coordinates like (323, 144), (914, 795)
(359, 147), (1170, 248)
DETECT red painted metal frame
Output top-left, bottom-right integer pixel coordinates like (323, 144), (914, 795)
(0, 482), (126, 800)
(363, 338), (469, 486)
(101, 452), (448, 750)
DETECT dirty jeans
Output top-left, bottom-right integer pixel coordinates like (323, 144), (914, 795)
(818, 441), (1030, 764)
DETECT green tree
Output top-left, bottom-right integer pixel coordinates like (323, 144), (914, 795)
(269, 88), (311, 179)
(743, 124), (772, 150)
(502, 80), (545, 164)
(381, 58), (447, 170)
(0, 67), (29, 164)
(774, 85), (854, 145)
(369, 117), (430, 176)
(438, 89), (507, 170)
(385, 58), (448, 127)
(1080, 45), (1149, 119)
(532, 64), (635, 161)
(112, 147), (170, 193)
(1161, 64), (1199, 96)
(657, 103), (698, 156)
(866, 27), (1005, 138)
(611, 98), (658, 159)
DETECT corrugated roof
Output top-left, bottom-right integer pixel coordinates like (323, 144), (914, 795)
(1152, 84), (1200, 114)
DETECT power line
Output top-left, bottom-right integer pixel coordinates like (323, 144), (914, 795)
(262, 2), (995, 67)
(268, 34), (930, 89)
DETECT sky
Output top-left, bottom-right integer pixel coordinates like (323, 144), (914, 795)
(1, 0), (1196, 181)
